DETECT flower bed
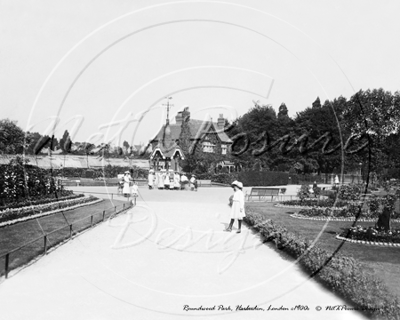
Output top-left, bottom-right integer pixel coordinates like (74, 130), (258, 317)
(0, 195), (101, 226)
(294, 205), (400, 221)
(338, 226), (400, 245)
(0, 190), (77, 211)
(279, 199), (348, 208)
(243, 210), (400, 319)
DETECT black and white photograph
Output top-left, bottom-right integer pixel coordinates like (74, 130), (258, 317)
(0, 1), (399, 319)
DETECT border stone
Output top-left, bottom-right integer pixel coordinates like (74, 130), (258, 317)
(0, 198), (103, 228)
(335, 235), (400, 247)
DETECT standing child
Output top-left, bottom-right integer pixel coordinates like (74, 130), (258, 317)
(131, 181), (139, 197)
(225, 180), (245, 233)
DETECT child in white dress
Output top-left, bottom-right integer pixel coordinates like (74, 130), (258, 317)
(225, 180), (245, 233)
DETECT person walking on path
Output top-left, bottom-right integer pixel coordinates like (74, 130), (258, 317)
(225, 180), (245, 233)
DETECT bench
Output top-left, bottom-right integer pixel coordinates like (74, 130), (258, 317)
(198, 180), (212, 187)
(246, 187), (281, 201)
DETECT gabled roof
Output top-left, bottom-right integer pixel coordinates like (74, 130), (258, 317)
(152, 120), (232, 144)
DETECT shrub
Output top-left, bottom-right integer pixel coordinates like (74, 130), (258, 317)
(297, 183), (310, 202)
(338, 184), (361, 201)
(0, 157), (64, 205)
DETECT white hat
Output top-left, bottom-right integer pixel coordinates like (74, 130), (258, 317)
(125, 171), (130, 174)
(231, 180), (243, 189)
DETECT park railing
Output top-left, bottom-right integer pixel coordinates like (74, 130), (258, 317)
(0, 202), (131, 280)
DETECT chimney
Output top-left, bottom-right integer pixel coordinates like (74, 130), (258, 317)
(217, 114), (225, 128)
(175, 111), (183, 125)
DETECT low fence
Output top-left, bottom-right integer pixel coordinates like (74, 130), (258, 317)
(0, 202), (131, 279)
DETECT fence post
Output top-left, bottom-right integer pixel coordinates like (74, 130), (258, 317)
(5, 253), (9, 279)
(91, 215), (93, 227)
(102, 210), (105, 221)
(111, 193), (113, 200)
(114, 206), (117, 213)
(123, 203), (125, 210)
(70, 224), (73, 238)
(44, 235), (47, 255)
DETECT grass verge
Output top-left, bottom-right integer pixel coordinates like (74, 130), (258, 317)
(0, 199), (130, 278)
(245, 202), (400, 320)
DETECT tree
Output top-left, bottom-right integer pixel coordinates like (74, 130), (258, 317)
(312, 97), (321, 109)
(343, 89), (400, 178)
(278, 103), (289, 119)
(0, 119), (28, 154)
(123, 140), (130, 153)
(59, 130), (72, 153)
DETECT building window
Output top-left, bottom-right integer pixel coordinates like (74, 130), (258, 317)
(221, 145), (227, 155)
(202, 141), (215, 153)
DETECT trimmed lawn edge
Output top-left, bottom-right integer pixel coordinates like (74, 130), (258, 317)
(335, 235), (400, 247)
(243, 210), (400, 320)
(0, 198), (103, 228)
(288, 212), (400, 223)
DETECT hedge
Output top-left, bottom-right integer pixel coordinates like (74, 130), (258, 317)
(238, 171), (288, 186)
(195, 171), (290, 186)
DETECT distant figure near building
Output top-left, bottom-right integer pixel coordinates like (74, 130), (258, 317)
(148, 169), (155, 190)
(190, 174), (198, 191)
(181, 173), (189, 190)
(174, 172), (181, 190)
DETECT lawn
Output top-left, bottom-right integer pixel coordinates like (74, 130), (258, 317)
(0, 198), (130, 278)
(246, 202), (400, 299)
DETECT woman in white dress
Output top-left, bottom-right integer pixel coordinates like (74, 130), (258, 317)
(168, 170), (174, 190)
(122, 171), (131, 197)
(163, 169), (170, 190)
(158, 169), (165, 189)
(225, 180), (245, 233)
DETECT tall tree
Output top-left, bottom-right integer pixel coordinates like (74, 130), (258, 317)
(0, 119), (28, 154)
(59, 130), (72, 153)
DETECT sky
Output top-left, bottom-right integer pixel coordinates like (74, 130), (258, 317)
(1, 0), (399, 147)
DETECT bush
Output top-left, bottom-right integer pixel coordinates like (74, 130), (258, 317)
(338, 184), (361, 201)
(297, 183), (310, 201)
(0, 157), (64, 204)
(195, 172), (238, 184)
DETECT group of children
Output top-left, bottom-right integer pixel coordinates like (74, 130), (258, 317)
(147, 169), (198, 191)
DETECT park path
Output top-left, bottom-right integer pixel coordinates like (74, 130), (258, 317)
(0, 186), (366, 320)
